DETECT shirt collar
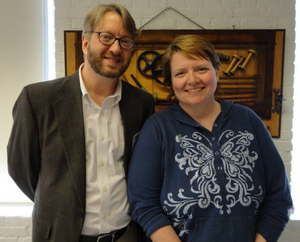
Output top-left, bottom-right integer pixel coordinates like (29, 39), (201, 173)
(79, 64), (88, 97)
(168, 103), (201, 127)
(168, 100), (233, 127)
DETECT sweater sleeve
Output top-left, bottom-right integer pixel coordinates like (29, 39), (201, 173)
(249, 111), (293, 242)
(128, 116), (172, 237)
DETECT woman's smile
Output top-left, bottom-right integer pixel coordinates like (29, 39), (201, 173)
(185, 87), (205, 93)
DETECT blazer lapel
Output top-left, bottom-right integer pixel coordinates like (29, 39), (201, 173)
(119, 82), (145, 177)
(52, 71), (86, 209)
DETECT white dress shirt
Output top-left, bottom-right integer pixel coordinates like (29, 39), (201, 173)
(79, 65), (131, 235)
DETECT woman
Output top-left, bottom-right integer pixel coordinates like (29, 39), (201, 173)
(128, 35), (293, 242)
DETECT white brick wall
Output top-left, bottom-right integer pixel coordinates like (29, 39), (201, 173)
(0, 217), (31, 242)
(1, 0), (299, 241)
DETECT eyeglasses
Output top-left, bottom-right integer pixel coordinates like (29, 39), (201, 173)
(86, 31), (135, 50)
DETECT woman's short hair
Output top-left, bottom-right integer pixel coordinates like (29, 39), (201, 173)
(83, 3), (141, 40)
(162, 35), (220, 89)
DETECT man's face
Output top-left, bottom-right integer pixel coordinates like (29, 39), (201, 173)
(82, 12), (134, 78)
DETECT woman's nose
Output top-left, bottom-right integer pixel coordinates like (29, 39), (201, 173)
(187, 73), (199, 85)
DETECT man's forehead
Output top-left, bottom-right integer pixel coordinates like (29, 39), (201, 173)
(94, 13), (131, 37)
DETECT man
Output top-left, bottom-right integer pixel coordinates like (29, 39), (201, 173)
(7, 3), (154, 242)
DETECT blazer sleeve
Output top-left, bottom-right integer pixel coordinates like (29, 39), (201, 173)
(7, 86), (41, 201)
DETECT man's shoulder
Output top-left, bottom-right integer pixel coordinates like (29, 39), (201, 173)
(19, 75), (80, 107)
(25, 72), (78, 90)
(121, 80), (154, 101)
(18, 72), (80, 106)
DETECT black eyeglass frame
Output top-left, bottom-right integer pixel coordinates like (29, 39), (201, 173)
(85, 31), (135, 50)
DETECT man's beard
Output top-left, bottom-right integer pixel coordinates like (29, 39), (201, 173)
(87, 45), (130, 78)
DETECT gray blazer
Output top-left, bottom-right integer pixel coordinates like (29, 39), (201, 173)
(7, 70), (155, 241)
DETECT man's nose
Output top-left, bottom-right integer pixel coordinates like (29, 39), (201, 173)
(109, 39), (122, 54)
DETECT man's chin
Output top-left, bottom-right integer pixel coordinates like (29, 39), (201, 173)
(103, 66), (128, 78)
(99, 69), (123, 79)
(90, 65), (121, 78)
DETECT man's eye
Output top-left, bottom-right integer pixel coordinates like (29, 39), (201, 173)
(101, 34), (113, 41)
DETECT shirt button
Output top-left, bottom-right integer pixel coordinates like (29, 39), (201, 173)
(217, 166), (223, 171)
(212, 137), (216, 141)
(100, 136), (105, 141)
(213, 124), (218, 128)
(102, 214), (106, 219)
(100, 161), (104, 166)
(103, 187), (107, 192)
(215, 151), (219, 155)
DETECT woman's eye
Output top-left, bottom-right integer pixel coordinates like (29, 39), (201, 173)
(175, 72), (185, 77)
(197, 68), (207, 72)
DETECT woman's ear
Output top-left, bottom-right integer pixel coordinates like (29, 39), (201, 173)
(215, 66), (220, 82)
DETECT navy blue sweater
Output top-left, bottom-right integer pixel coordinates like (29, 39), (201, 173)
(128, 101), (292, 242)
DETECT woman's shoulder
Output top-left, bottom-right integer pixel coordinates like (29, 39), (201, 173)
(220, 100), (261, 119)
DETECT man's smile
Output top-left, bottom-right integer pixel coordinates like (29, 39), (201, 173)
(104, 56), (121, 63)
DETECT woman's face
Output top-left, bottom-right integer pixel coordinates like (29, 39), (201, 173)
(171, 51), (219, 110)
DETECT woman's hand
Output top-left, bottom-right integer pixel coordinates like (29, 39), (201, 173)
(255, 233), (267, 242)
(150, 225), (181, 242)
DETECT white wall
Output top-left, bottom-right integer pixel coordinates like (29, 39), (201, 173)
(0, 0), (43, 202)
(0, 0), (43, 240)
(0, 0), (298, 241)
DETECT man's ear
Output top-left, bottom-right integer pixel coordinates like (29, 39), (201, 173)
(130, 48), (135, 56)
(82, 34), (89, 57)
